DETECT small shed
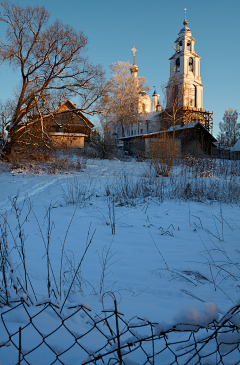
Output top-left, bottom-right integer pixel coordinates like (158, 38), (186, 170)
(231, 139), (240, 159)
(120, 122), (217, 156)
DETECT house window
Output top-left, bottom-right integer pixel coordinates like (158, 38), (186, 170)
(140, 129), (143, 134)
(179, 41), (182, 51)
(189, 57), (193, 72)
(187, 40), (191, 51)
(131, 130), (133, 136)
(176, 58), (180, 72)
(134, 130), (136, 135)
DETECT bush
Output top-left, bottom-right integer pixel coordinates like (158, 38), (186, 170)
(147, 134), (180, 176)
(60, 177), (95, 206)
(2, 146), (87, 174)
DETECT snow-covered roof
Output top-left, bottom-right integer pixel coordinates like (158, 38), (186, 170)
(120, 133), (144, 140)
(139, 91), (149, 97)
(50, 133), (87, 137)
(143, 122), (216, 141)
(231, 139), (240, 152)
(167, 122), (198, 131)
(119, 122), (216, 141)
(179, 26), (190, 33)
(142, 122), (198, 137)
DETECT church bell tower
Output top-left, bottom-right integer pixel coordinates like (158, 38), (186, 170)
(168, 9), (203, 111)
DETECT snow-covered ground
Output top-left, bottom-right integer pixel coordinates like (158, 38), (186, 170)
(0, 157), (239, 364)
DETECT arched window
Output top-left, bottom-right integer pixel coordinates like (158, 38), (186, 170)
(189, 57), (193, 72)
(187, 40), (191, 51)
(176, 58), (180, 72)
(179, 41), (182, 51)
(189, 85), (195, 107)
(189, 85), (197, 107)
(194, 85), (197, 107)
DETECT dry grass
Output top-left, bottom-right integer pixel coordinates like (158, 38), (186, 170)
(1, 146), (87, 174)
(148, 134), (180, 177)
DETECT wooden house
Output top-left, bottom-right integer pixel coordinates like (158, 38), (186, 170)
(46, 100), (93, 148)
(15, 100), (94, 149)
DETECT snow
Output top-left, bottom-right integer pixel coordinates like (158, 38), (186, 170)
(0, 157), (239, 363)
(172, 302), (219, 327)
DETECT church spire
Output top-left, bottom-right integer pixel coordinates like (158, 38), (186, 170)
(130, 45), (139, 77)
(183, 8), (188, 26)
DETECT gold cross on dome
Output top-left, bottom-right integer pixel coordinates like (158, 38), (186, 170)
(131, 46), (138, 57)
(131, 46), (138, 65)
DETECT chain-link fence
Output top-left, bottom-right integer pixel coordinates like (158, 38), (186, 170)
(0, 297), (240, 365)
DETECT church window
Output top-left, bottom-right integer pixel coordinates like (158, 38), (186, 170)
(189, 84), (197, 107)
(189, 58), (193, 72)
(176, 58), (180, 72)
(187, 40), (191, 51)
(142, 103), (146, 113)
(194, 85), (197, 107)
(179, 41), (182, 51)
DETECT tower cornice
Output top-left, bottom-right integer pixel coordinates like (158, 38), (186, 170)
(175, 36), (196, 43)
(169, 52), (201, 60)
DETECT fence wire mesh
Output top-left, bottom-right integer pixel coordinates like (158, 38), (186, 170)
(0, 298), (240, 365)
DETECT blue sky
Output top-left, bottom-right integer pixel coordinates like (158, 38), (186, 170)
(0, 0), (240, 137)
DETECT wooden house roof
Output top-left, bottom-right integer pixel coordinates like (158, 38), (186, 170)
(56, 100), (94, 129)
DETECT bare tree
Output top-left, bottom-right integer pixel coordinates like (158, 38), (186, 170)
(100, 61), (149, 137)
(161, 76), (184, 139)
(218, 108), (239, 146)
(0, 1), (105, 156)
(90, 123), (118, 159)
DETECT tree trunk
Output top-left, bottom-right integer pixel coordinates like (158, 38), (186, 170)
(0, 139), (13, 160)
(121, 122), (125, 138)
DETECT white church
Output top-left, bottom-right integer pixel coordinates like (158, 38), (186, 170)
(116, 10), (215, 155)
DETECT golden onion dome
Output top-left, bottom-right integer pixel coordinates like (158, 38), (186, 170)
(134, 65), (139, 72)
(130, 64), (139, 73)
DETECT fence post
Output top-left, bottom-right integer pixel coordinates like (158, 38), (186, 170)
(114, 299), (122, 365)
(18, 326), (21, 365)
(151, 323), (155, 365)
